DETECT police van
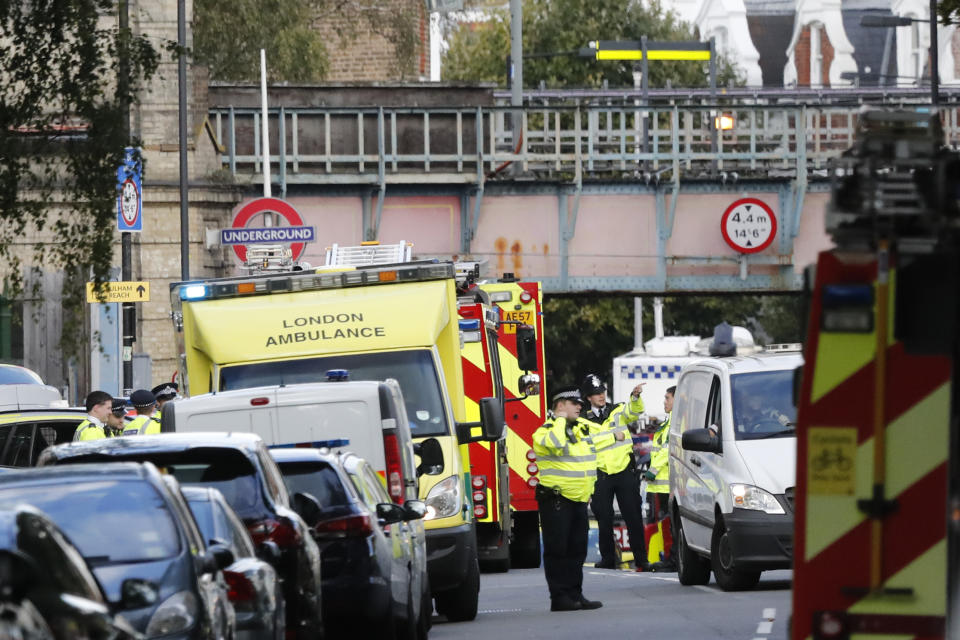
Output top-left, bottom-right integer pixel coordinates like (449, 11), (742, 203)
(669, 345), (802, 591)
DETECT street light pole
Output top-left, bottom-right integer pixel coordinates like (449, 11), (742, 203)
(931, 0), (939, 106)
(178, 0), (189, 280)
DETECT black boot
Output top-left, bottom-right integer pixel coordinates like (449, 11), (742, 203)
(578, 595), (603, 610)
(594, 558), (617, 569)
(550, 597), (584, 612)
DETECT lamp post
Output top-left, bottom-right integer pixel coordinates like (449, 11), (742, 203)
(860, 6), (939, 106)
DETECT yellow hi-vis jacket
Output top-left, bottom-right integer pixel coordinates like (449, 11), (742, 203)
(533, 416), (615, 503)
(74, 418), (108, 441)
(123, 414), (161, 436)
(590, 395), (645, 475)
(647, 414), (671, 494)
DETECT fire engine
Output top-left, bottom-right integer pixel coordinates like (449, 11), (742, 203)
(479, 279), (548, 569)
(793, 108), (960, 639)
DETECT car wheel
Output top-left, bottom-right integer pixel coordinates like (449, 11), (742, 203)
(417, 574), (432, 640)
(710, 517), (761, 591)
(675, 515), (711, 586)
(434, 555), (479, 622)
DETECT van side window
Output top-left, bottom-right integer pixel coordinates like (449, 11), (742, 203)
(706, 375), (723, 436)
(677, 372), (711, 434)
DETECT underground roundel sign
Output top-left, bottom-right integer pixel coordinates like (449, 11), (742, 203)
(223, 198), (315, 262)
(720, 198), (777, 254)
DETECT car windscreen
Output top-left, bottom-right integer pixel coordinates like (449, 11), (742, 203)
(58, 449), (267, 520)
(185, 498), (217, 543)
(0, 479), (179, 564)
(220, 349), (449, 437)
(277, 461), (351, 513)
(730, 370), (797, 440)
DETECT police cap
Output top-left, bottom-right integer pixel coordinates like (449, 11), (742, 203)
(580, 373), (606, 397)
(111, 398), (128, 416)
(130, 389), (156, 408)
(551, 384), (583, 406)
(151, 382), (179, 401)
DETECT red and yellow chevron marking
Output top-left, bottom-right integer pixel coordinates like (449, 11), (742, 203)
(460, 302), (500, 523)
(480, 281), (548, 513)
(793, 250), (949, 640)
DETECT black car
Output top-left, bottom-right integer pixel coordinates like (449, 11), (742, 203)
(39, 432), (324, 640)
(182, 485), (284, 640)
(271, 447), (429, 639)
(0, 463), (235, 639)
(0, 505), (140, 640)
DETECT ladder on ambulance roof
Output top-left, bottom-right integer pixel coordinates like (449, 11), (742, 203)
(324, 241), (412, 266)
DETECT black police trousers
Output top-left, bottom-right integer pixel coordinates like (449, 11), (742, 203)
(591, 467), (647, 566)
(536, 484), (588, 602)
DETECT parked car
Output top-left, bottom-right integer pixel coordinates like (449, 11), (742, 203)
(0, 463), (236, 638)
(182, 485), (284, 640)
(669, 349), (802, 591)
(0, 505), (141, 640)
(271, 447), (429, 639)
(38, 432), (324, 640)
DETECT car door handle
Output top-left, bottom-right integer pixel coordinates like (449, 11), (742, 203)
(691, 455), (702, 467)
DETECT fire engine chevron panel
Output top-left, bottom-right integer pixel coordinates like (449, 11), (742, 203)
(479, 280), (548, 569)
(458, 301), (512, 572)
(169, 254), (507, 622)
(792, 108), (960, 640)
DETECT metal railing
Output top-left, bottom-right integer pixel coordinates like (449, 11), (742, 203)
(209, 102), (960, 187)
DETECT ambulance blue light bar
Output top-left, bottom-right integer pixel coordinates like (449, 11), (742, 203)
(181, 285), (208, 300)
(459, 319), (481, 330)
(326, 369), (349, 381)
(171, 262), (456, 303)
(822, 284), (873, 307)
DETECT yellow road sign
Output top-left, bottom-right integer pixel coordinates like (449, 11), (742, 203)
(86, 281), (150, 303)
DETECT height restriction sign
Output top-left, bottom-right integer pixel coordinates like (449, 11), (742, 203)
(720, 197), (777, 254)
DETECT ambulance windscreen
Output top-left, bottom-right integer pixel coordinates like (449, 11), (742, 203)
(219, 349), (449, 437)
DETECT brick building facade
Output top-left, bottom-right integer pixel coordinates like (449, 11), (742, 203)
(312, 0), (432, 81)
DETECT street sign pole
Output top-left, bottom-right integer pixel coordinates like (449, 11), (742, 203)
(119, 0), (134, 397)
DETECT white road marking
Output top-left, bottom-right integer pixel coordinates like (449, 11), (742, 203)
(479, 609), (523, 614)
(756, 620), (773, 634)
(762, 608), (776, 620)
(648, 576), (680, 582)
(692, 585), (718, 594)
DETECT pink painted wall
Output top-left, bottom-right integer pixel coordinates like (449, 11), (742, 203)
(225, 189), (833, 287)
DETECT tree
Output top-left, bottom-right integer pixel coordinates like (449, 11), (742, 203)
(0, 1), (159, 356)
(194, 0), (423, 82)
(542, 294), (804, 386)
(442, 0), (742, 88)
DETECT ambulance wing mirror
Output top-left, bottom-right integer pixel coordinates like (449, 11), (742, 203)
(455, 397), (505, 443)
(516, 325), (538, 371)
(414, 438), (444, 476)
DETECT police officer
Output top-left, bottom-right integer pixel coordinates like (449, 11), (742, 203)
(151, 382), (179, 419)
(644, 385), (675, 571)
(105, 398), (128, 436)
(73, 391), (114, 441)
(123, 389), (161, 436)
(533, 385), (624, 612)
(579, 374), (650, 571)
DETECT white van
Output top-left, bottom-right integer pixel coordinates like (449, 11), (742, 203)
(669, 350), (802, 591)
(160, 378), (444, 505)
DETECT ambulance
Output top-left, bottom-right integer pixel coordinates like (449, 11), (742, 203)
(169, 246), (503, 622)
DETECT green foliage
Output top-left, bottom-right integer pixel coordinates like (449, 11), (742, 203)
(194, 0), (328, 82)
(0, 0), (159, 356)
(542, 294), (804, 386)
(195, 0), (423, 82)
(443, 0), (742, 88)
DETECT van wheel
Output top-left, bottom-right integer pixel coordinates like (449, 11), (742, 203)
(711, 518), (760, 591)
(435, 555), (480, 622)
(675, 516), (710, 586)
